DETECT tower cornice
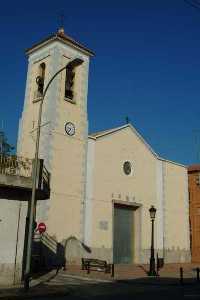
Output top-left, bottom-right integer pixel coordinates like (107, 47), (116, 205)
(25, 30), (95, 57)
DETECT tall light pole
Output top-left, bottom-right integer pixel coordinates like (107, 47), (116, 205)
(24, 58), (84, 290)
(148, 205), (157, 276)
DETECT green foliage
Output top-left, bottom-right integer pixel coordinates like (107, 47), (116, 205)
(0, 131), (14, 155)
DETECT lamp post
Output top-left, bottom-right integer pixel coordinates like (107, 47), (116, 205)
(148, 205), (157, 276)
(24, 58), (84, 290)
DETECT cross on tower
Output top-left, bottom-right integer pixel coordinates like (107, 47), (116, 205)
(126, 116), (130, 124)
(58, 11), (65, 31)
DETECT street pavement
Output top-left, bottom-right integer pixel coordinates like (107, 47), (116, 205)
(0, 269), (200, 300)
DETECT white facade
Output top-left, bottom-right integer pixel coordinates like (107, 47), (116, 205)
(84, 126), (190, 263)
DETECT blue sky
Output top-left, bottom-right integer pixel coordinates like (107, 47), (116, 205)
(0, 0), (200, 165)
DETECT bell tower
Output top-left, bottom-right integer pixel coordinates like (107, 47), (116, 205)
(17, 28), (94, 243)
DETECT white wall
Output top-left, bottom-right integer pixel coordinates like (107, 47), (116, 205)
(0, 199), (27, 285)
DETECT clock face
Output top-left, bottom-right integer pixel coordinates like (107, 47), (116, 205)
(65, 122), (75, 136)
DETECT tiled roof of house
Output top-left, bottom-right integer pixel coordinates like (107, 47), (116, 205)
(188, 164), (200, 172)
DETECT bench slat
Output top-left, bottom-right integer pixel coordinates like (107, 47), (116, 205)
(81, 257), (114, 277)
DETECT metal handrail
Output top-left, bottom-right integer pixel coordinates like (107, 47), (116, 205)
(0, 155), (50, 188)
(0, 155), (32, 177)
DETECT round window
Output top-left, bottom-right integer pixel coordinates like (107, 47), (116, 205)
(123, 161), (132, 175)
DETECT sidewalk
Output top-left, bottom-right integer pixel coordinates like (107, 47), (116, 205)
(63, 263), (200, 281)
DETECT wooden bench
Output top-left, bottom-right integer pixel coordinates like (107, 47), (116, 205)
(82, 258), (114, 277)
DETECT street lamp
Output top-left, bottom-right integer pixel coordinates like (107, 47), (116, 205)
(148, 205), (157, 276)
(24, 58), (84, 290)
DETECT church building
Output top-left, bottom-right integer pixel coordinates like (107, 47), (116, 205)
(14, 27), (190, 275)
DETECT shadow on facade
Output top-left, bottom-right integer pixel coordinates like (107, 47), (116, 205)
(29, 234), (92, 276)
(30, 233), (65, 275)
(63, 236), (92, 264)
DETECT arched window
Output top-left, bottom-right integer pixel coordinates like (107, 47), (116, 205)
(65, 66), (75, 100)
(64, 58), (83, 102)
(37, 62), (46, 98)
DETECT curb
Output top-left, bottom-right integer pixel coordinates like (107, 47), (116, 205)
(61, 273), (113, 283)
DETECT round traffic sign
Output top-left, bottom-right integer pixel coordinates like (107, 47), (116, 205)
(37, 222), (46, 234)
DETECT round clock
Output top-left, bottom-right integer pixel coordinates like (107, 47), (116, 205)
(65, 122), (75, 136)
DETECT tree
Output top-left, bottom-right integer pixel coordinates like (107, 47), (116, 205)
(0, 131), (14, 155)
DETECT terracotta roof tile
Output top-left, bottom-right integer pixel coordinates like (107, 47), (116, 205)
(188, 164), (200, 172)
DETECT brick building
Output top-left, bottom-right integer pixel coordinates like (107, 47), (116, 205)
(188, 165), (200, 262)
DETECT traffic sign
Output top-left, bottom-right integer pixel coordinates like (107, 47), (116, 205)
(37, 222), (46, 234)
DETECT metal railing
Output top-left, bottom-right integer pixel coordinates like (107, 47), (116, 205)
(0, 155), (50, 192)
(42, 165), (50, 188)
(0, 155), (32, 177)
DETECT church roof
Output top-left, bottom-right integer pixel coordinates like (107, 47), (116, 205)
(89, 127), (118, 137)
(89, 124), (186, 168)
(26, 28), (95, 57)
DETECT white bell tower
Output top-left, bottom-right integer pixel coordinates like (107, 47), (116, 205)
(17, 28), (94, 243)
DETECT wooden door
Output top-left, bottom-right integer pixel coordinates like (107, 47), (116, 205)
(113, 205), (134, 264)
